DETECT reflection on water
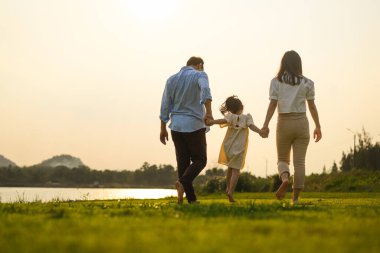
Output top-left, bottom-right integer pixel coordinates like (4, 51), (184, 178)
(0, 187), (177, 203)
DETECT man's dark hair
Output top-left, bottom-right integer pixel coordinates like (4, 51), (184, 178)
(186, 56), (204, 66)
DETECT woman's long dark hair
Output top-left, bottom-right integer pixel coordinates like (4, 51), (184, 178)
(220, 95), (243, 115)
(276, 50), (303, 85)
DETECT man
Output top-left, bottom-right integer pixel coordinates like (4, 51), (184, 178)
(159, 56), (213, 204)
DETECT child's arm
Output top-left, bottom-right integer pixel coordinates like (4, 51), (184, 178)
(206, 118), (227, 126)
(249, 123), (263, 135)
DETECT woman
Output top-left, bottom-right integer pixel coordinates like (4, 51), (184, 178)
(262, 50), (322, 203)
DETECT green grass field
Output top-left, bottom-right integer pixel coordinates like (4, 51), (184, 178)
(1, 192), (379, 253)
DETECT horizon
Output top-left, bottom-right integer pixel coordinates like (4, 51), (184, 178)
(1, 0), (380, 177)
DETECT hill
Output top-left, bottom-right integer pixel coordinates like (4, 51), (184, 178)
(38, 154), (85, 168)
(0, 154), (17, 167)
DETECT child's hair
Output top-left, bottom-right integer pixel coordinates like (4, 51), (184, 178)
(220, 95), (244, 115)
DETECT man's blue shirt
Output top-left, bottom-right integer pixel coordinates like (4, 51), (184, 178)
(160, 66), (212, 132)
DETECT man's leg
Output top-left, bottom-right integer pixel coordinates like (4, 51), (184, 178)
(180, 128), (207, 203)
(171, 131), (190, 178)
(171, 130), (191, 203)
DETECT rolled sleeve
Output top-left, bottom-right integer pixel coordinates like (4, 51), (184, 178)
(198, 73), (212, 104)
(159, 83), (172, 123)
(269, 79), (279, 100)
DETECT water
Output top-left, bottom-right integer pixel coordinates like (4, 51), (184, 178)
(0, 187), (177, 203)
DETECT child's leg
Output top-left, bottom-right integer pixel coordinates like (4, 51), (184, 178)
(227, 168), (240, 202)
(225, 167), (232, 194)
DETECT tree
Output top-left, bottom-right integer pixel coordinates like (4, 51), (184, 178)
(340, 128), (380, 171)
(331, 161), (338, 174)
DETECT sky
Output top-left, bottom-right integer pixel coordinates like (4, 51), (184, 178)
(1, 0), (380, 177)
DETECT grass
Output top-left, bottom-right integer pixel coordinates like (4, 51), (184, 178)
(1, 192), (380, 253)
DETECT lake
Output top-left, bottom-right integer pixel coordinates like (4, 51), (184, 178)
(0, 187), (177, 203)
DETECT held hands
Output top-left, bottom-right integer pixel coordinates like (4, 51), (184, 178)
(260, 126), (270, 138)
(205, 118), (214, 126)
(204, 113), (214, 126)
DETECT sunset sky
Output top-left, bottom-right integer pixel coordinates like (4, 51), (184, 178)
(1, 0), (379, 177)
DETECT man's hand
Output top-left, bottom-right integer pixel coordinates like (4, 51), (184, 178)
(160, 129), (169, 145)
(204, 113), (214, 126)
(160, 121), (169, 145)
(205, 118), (214, 126)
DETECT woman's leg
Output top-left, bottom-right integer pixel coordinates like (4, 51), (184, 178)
(292, 117), (310, 202)
(227, 168), (240, 202)
(276, 166), (290, 200)
(276, 117), (292, 200)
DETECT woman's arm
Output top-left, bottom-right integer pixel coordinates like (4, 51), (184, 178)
(307, 100), (322, 142)
(262, 99), (278, 136)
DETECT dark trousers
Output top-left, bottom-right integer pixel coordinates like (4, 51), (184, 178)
(171, 128), (207, 202)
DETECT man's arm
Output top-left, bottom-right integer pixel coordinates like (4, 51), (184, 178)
(204, 99), (213, 124)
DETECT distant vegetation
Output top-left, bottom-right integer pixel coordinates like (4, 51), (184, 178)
(1, 129), (379, 192)
(0, 162), (177, 188)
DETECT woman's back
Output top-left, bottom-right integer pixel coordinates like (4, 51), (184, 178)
(270, 76), (315, 114)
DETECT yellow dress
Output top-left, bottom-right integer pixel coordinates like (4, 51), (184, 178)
(218, 113), (253, 170)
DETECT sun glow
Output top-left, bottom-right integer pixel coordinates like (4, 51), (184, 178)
(121, 0), (179, 23)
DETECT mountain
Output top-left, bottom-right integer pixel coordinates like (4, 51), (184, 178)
(0, 154), (17, 167)
(39, 154), (86, 169)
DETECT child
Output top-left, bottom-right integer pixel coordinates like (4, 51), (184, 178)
(206, 95), (264, 202)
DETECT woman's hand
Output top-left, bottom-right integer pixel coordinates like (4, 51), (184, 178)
(314, 128), (322, 142)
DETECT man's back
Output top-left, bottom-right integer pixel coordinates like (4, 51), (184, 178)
(160, 66), (211, 132)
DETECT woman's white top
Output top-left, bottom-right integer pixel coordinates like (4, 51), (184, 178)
(269, 76), (315, 113)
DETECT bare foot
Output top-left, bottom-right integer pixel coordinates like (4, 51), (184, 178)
(227, 192), (235, 203)
(175, 180), (184, 204)
(275, 180), (289, 200)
